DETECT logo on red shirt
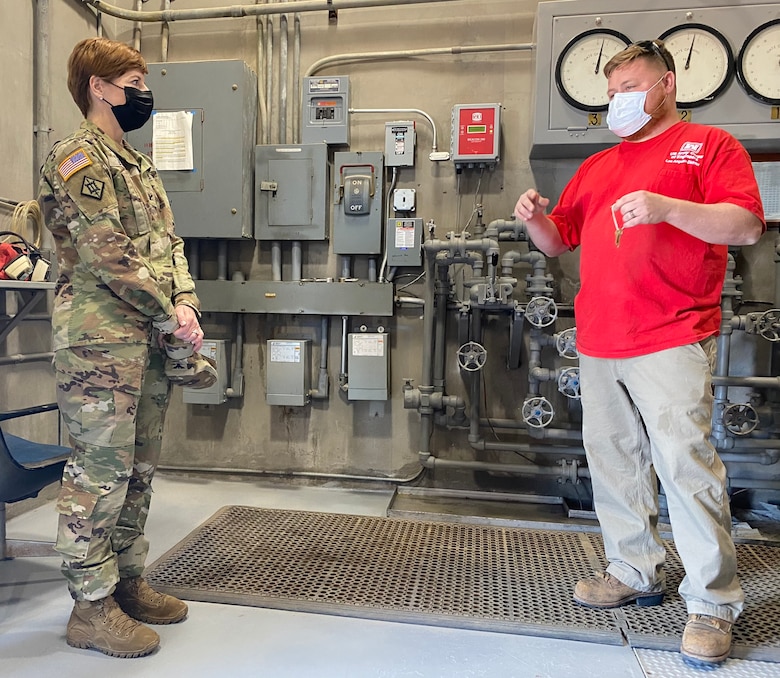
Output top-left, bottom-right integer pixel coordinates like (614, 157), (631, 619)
(666, 141), (703, 167)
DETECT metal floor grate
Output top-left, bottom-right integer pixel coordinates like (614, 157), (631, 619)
(144, 506), (780, 660)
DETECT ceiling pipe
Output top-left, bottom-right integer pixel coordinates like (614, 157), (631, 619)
(80, 0), (459, 22)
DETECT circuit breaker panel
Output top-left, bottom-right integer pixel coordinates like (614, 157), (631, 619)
(127, 60), (257, 238)
(332, 152), (384, 255)
(255, 143), (328, 241)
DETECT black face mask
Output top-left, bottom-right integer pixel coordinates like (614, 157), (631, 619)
(104, 81), (154, 132)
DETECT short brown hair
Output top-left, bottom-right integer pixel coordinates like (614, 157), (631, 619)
(604, 39), (675, 78)
(67, 37), (148, 117)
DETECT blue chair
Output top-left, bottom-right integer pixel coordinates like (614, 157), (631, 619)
(0, 403), (69, 559)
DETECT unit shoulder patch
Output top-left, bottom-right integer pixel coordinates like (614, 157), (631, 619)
(81, 175), (105, 201)
(57, 148), (93, 181)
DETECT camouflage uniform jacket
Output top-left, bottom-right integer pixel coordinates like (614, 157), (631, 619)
(38, 120), (199, 349)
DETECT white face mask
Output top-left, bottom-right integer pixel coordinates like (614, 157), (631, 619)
(606, 76), (665, 138)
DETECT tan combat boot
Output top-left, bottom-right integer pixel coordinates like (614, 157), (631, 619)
(574, 572), (664, 608)
(114, 576), (188, 624)
(66, 595), (160, 658)
(680, 614), (733, 668)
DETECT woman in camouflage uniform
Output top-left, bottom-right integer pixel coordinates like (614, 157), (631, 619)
(38, 37), (205, 658)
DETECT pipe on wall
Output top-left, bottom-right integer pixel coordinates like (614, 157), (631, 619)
(80, 0), (460, 23)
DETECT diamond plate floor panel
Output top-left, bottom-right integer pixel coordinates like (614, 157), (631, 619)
(144, 506), (780, 660)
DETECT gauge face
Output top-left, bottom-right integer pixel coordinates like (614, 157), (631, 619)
(658, 24), (734, 108)
(737, 19), (780, 105)
(555, 29), (631, 112)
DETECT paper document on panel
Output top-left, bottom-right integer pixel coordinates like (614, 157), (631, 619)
(153, 111), (194, 171)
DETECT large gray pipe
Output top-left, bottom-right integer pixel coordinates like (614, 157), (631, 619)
(81, 0), (459, 22)
(33, 0), (51, 189)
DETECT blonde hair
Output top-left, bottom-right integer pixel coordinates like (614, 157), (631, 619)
(604, 40), (675, 78)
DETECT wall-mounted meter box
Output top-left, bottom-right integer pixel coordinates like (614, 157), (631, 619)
(386, 218), (422, 267)
(126, 60), (257, 239)
(182, 339), (230, 405)
(301, 76), (350, 146)
(450, 103), (501, 169)
(332, 151), (384, 255)
(348, 332), (389, 401)
(385, 121), (416, 167)
(266, 339), (310, 406)
(254, 143), (328, 241)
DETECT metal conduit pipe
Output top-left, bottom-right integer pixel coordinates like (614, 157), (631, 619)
(293, 14), (301, 142)
(309, 315), (330, 399)
(280, 11), (288, 143)
(161, 0), (171, 61)
(339, 315), (349, 390)
(418, 455), (585, 484)
(216, 240), (229, 281)
(0, 352), (54, 366)
(132, 0), (143, 50)
(475, 440), (585, 456)
(351, 108), (442, 156)
(479, 418), (580, 433)
(158, 463), (425, 484)
(81, 0), (459, 22)
(291, 240), (302, 280)
(266, 11), (274, 145)
(306, 42), (534, 78)
(187, 240), (200, 278)
(256, 2), (269, 143)
(33, 0), (52, 189)
(271, 241), (282, 280)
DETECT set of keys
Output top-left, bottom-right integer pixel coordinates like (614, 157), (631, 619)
(611, 205), (624, 247)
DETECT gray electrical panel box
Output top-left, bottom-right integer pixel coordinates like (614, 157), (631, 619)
(126, 60), (257, 238)
(182, 339), (230, 405)
(254, 143), (328, 241)
(332, 152), (384, 255)
(266, 339), (310, 406)
(386, 218), (423, 267)
(348, 332), (389, 401)
(301, 76), (350, 146)
(385, 121), (416, 167)
(531, 0), (780, 158)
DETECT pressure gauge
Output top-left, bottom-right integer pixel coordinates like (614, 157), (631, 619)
(736, 19), (780, 105)
(658, 24), (734, 108)
(555, 29), (631, 112)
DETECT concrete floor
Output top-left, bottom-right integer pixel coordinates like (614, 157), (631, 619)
(2, 474), (779, 678)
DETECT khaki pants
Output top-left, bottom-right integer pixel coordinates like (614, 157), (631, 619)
(579, 339), (744, 622)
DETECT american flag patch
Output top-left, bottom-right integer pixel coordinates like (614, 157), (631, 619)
(57, 149), (93, 181)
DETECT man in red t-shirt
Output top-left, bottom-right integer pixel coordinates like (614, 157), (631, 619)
(515, 40), (764, 668)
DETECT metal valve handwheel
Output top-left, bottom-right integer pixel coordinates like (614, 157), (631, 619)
(457, 341), (488, 372)
(557, 367), (581, 399)
(555, 327), (578, 359)
(525, 296), (558, 328)
(756, 309), (780, 342)
(522, 396), (554, 428)
(722, 403), (759, 436)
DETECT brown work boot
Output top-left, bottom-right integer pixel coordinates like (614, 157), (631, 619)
(66, 596), (160, 658)
(573, 572), (664, 608)
(681, 614), (733, 668)
(114, 576), (188, 625)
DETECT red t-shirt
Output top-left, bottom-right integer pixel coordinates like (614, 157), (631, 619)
(549, 122), (764, 359)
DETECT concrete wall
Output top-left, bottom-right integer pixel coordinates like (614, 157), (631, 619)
(2, 1), (777, 492)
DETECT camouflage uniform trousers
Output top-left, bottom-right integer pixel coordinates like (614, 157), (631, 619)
(53, 342), (171, 601)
